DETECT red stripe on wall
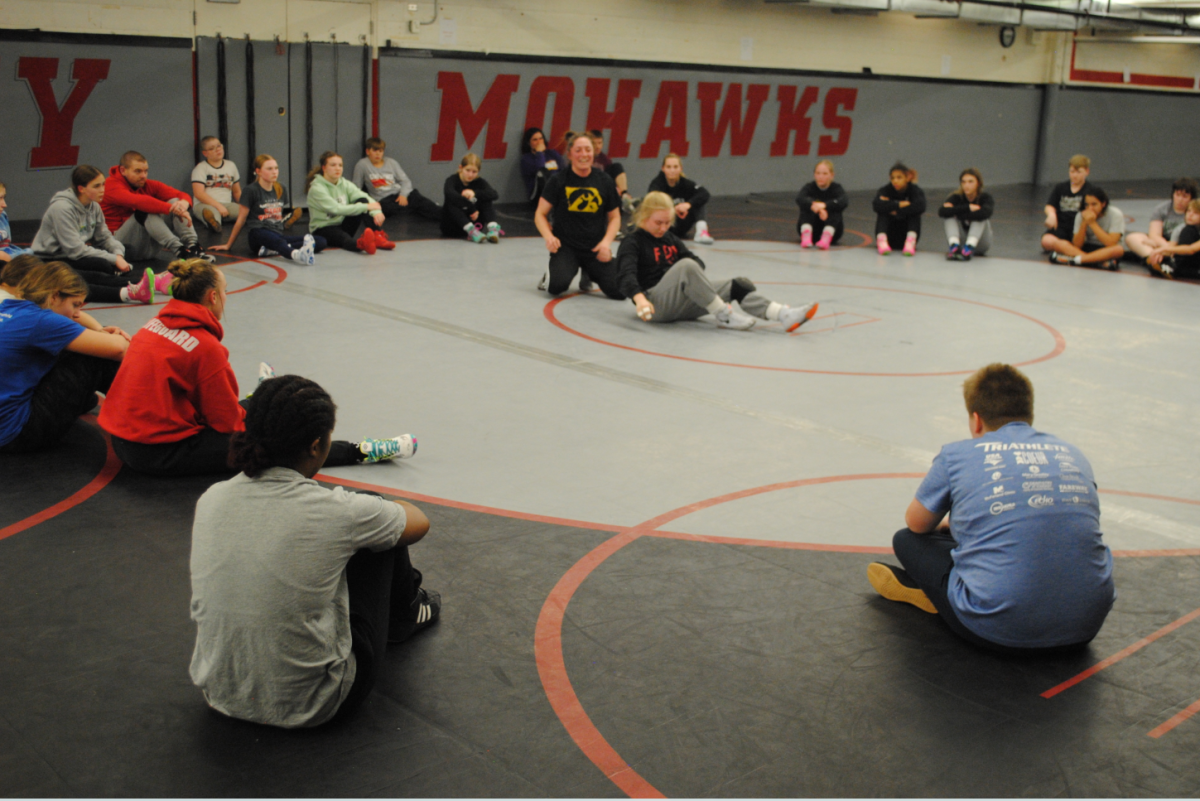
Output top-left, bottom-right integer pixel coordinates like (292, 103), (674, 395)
(1069, 38), (1198, 90)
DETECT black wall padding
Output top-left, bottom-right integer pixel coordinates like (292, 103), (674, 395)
(216, 35), (228, 150)
(245, 37), (256, 169)
(305, 40), (313, 171)
(361, 45), (369, 149)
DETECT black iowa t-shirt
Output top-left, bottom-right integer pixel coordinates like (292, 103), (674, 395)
(542, 168), (619, 250)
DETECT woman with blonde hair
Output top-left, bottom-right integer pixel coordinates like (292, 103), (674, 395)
(440, 153), (501, 243)
(0, 260), (127, 452)
(796, 160), (849, 250)
(99, 259), (414, 476)
(647, 153), (713, 244)
(616, 192), (818, 331)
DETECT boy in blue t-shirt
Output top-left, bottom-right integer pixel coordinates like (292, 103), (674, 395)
(868, 363), (1115, 653)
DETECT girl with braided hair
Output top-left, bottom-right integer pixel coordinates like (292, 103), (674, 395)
(189, 374), (439, 728)
(99, 259), (414, 476)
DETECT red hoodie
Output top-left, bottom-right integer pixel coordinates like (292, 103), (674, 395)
(100, 164), (191, 233)
(99, 299), (244, 444)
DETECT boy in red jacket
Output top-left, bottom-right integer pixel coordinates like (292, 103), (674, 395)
(101, 151), (212, 263)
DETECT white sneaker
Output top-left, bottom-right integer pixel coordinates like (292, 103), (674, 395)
(695, 226), (714, 245)
(296, 236), (316, 265)
(258, 246), (280, 258)
(713, 303), (756, 330)
(290, 248), (309, 265)
(257, 362), (276, 385)
(779, 302), (819, 332)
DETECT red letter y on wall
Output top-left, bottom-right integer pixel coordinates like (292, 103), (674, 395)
(19, 57), (110, 169)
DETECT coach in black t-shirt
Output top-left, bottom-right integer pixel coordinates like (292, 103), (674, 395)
(534, 132), (623, 298)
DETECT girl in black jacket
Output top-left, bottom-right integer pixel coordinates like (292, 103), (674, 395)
(938, 168), (994, 261)
(647, 154), (713, 244)
(872, 162), (926, 256)
(796, 159), (849, 250)
(441, 153), (501, 243)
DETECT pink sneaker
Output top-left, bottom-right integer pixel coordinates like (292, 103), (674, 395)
(153, 270), (173, 297)
(126, 269), (154, 304)
(877, 237), (892, 256)
(903, 238), (917, 257)
(817, 231), (833, 251)
(800, 229), (813, 248)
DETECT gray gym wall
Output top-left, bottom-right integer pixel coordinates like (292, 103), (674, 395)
(0, 33), (193, 221)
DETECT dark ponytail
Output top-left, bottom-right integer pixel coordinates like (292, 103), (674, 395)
(228, 375), (338, 477)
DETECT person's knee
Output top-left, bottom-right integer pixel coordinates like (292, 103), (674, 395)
(677, 258), (703, 278)
(730, 277), (756, 303)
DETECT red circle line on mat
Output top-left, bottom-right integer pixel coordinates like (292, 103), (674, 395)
(0, 418), (122, 542)
(544, 282), (1066, 377)
(528, 473), (1200, 797)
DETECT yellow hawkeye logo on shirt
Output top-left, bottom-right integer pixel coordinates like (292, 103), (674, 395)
(565, 187), (602, 213)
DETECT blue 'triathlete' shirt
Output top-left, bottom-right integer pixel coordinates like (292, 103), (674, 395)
(915, 422), (1115, 648)
(0, 299), (84, 446)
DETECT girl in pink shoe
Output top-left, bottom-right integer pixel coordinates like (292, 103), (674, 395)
(796, 160), (848, 250)
(872, 163), (926, 256)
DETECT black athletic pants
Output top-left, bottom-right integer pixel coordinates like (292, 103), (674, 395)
(797, 208), (844, 244)
(891, 527), (1092, 655)
(546, 244), (623, 299)
(875, 215), (921, 249)
(335, 533), (423, 720)
(313, 214), (380, 253)
(57, 257), (145, 304)
(0, 351), (121, 454)
(671, 202), (707, 238)
(380, 189), (441, 222)
(110, 398), (360, 477)
(440, 199), (496, 238)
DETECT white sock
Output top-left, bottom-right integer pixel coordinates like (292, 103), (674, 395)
(966, 236), (979, 248)
(905, 232), (918, 243)
(800, 224), (813, 236)
(822, 226), (836, 239)
(947, 237), (960, 246)
(119, 287), (130, 302)
(463, 222), (474, 233)
(877, 233), (888, 244)
(1071, 255), (1082, 265)
(697, 220), (709, 233)
(705, 297), (726, 315)
(765, 301), (784, 321)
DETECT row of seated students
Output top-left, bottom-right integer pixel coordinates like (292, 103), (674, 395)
(0, 253), (439, 728)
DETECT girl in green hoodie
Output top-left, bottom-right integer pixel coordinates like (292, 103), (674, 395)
(304, 151), (393, 255)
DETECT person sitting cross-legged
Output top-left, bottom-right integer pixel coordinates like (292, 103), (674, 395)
(868, 363), (1115, 654)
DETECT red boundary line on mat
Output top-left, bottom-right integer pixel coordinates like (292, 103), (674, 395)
(1148, 697), (1200, 739)
(544, 283), (1066, 377)
(0, 418), (122, 542)
(1041, 606), (1200, 699)
(84, 259), (287, 312)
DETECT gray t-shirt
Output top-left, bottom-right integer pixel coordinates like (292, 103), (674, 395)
(239, 182), (289, 232)
(351, 157), (413, 201)
(189, 467), (405, 728)
(1073, 204), (1125, 248)
(1150, 200), (1187, 241)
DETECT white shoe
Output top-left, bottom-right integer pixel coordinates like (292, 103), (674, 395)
(290, 248), (309, 265)
(258, 246), (280, 258)
(257, 362), (276, 385)
(713, 303), (756, 330)
(779, 302), (819, 332)
(695, 227), (714, 245)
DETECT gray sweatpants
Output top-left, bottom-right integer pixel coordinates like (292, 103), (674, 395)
(942, 218), (992, 254)
(193, 200), (240, 225)
(115, 211), (198, 260)
(645, 259), (771, 323)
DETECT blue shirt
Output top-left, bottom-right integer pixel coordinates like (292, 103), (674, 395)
(0, 299), (85, 446)
(915, 422), (1115, 648)
(0, 211), (31, 257)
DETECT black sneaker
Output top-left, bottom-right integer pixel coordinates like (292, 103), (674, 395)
(179, 244), (216, 264)
(578, 273), (594, 292)
(388, 588), (441, 643)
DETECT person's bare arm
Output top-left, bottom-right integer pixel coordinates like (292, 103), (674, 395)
(64, 329), (127, 360)
(192, 182), (221, 210)
(905, 498), (946, 534)
(593, 208), (621, 262)
(396, 500), (430, 546)
(534, 198), (560, 252)
(1044, 204), (1058, 230)
(209, 205), (250, 252)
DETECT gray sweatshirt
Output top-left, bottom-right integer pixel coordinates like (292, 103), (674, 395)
(31, 189), (125, 264)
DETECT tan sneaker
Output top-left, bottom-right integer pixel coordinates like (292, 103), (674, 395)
(867, 563), (938, 614)
(202, 208), (221, 232)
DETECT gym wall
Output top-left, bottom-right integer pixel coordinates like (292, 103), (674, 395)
(0, 32), (193, 221)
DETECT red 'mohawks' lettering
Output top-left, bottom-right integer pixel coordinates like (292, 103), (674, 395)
(818, 87), (857, 157)
(638, 80), (690, 160)
(584, 78), (641, 159)
(18, 57), (111, 169)
(697, 82), (769, 158)
(430, 71), (520, 162)
(769, 85), (818, 157)
(524, 76), (575, 148)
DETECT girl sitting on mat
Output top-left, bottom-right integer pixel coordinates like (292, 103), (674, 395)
(0, 260), (127, 453)
(938, 168), (994, 261)
(441, 153), (502, 244)
(796, 160), (849, 250)
(617, 191), (818, 332)
(647, 154), (713, 244)
(872, 162), (926, 256)
(189, 374), (439, 728)
(305, 151), (393, 256)
(1046, 186), (1125, 271)
(519, 127), (562, 204)
(98, 258), (415, 476)
(210, 154), (324, 265)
